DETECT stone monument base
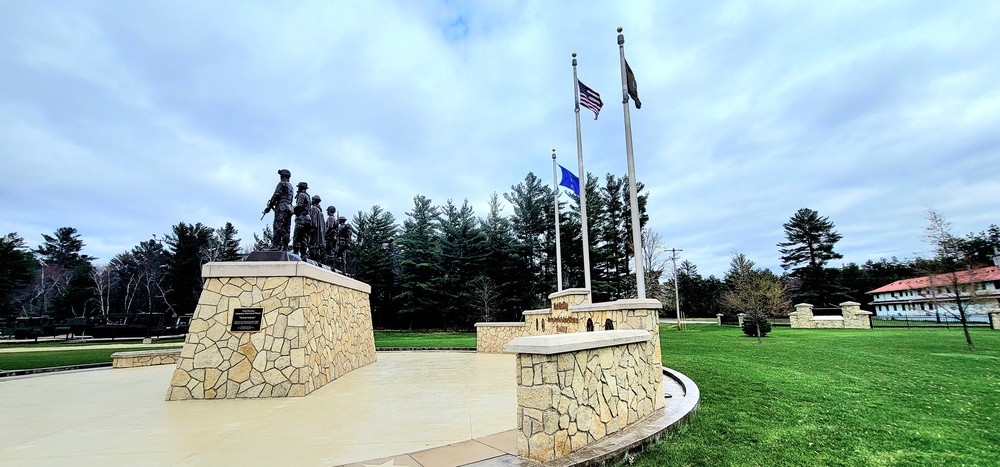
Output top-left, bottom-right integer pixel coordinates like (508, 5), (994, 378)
(165, 261), (375, 400)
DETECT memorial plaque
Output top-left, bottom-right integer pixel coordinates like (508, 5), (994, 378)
(231, 308), (264, 332)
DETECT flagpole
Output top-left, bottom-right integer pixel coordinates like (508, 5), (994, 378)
(552, 148), (563, 292)
(572, 53), (593, 303)
(618, 26), (646, 300)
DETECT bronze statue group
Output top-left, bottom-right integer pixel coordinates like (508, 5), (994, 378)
(262, 169), (353, 271)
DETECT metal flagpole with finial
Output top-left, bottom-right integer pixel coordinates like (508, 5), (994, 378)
(552, 148), (563, 292)
(572, 53), (594, 303)
(617, 26), (646, 299)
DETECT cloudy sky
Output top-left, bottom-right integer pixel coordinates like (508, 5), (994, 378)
(3, 0), (999, 278)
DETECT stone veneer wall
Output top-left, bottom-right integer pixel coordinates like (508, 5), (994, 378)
(476, 287), (663, 355)
(507, 330), (663, 462)
(165, 261), (375, 400)
(476, 322), (526, 353)
(790, 302), (872, 329)
(112, 349), (181, 368)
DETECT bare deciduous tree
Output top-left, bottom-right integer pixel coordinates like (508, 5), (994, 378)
(469, 276), (501, 322)
(722, 253), (791, 343)
(641, 229), (670, 306)
(921, 208), (980, 352)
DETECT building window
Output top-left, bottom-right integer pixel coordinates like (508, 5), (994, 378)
(586, 319), (594, 332)
(605, 319), (614, 330)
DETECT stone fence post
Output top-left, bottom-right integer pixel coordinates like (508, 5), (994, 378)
(789, 303), (813, 328)
(990, 311), (1000, 330)
(737, 313), (745, 327)
(839, 301), (873, 329)
(716, 313), (724, 326)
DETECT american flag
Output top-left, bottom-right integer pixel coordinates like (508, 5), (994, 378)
(578, 80), (603, 120)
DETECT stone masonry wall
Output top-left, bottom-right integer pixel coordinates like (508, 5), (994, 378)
(476, 323), (527, 353)
(112, 349), (181, 368)
(166, 264), (375, 400)
(515, 340), (663, 462)
(790, 302), (872, 329)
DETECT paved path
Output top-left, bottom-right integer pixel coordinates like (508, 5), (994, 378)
(0, 351), (515, 466)
(0, 350), (698, 466)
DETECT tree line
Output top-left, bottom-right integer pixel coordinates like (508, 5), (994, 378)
(666, 208), (1000, 323)
(0, 171), (654, 330)
(1, 223), (242, 326)
(344, 171), (651, 329)
(5, 188), (995, 332)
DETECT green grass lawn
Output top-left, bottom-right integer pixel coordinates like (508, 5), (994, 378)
(638, 325), (1000, 466)
(373, 330), (476, 348)
(4, 325), (996, 466)
(0, 333), (474, 371)
(0, 347), (177, 371)
(0, 337), (185, 348)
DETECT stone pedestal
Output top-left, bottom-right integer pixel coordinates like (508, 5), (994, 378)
(165, 261), (375, 400)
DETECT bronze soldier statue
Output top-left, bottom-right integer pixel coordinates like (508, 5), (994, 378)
(325, 205), (339, 258)
(292, 182), (312, 258)
(334, 216), (354, 271)
(309, 195), (326, 259)
(262, 169), (293, 250)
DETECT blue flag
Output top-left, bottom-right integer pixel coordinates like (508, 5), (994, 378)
(558, 165), (580, 196)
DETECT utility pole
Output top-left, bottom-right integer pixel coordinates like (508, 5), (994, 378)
(668, 248), (684, 330)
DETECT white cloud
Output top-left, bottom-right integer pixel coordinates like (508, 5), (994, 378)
(1, 0), (998, 279)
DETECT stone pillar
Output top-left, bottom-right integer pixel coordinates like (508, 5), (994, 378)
(716, 313), (724, 326)
(737, 313), (745, 328)
(790, 303), (814, 328)
(549, 288), (591, 310)
(165, 261), (376, 400)
(840, 301), (873, 329)
(990, 311), (1000, 330)
(545, 289), (590, 334)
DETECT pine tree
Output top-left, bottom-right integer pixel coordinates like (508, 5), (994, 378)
(163, 222), (214, 317)
(437, 199), (487, 329)
(777, 208), (845, 305)
(397, 196), (442, 328)
(34, 227), (96, 319)
(504, 172), (552, 307)
(479, 193), (529, 321)
(594, 174), (630, 301)
(0, 233), (38, 318)
(349, 206), (399, 327)
(216, 222), (243, 262)
(252, 226), (274, 252)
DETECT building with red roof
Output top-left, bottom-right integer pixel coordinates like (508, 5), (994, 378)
(867, 261), (1000, 318)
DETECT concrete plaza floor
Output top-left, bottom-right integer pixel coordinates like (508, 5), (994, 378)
(0, 351), (517, 466)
